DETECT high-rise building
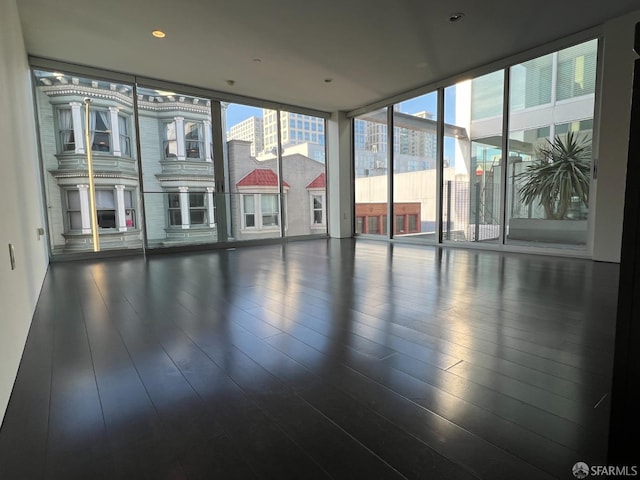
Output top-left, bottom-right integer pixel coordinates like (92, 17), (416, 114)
(262, 110), (325, 153)
(228, 116), (264, 157)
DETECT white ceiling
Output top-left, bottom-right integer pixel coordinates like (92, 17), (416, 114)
(16, 0), (640, 113)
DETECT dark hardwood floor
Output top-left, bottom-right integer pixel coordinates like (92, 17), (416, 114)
(0, 239), (619, 479)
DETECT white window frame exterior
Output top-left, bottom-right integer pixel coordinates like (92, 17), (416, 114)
(239, 189), (287, 232)
(308, 191), (326, 228)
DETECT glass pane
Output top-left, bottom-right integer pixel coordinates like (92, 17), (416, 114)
(95, 190), (114, 209)
(224, 103), (282, 240)
(190, 210), (206, 224)
(280, 110), (327, 235)
(261, 194), (278, 213)
(69, 211), (82, 230)
(393, 91), (438, 240)
(510, 54), (553, 111)
(444, 71), (503, 244)
(32, 69), (141, 254)
(189, 193), (205, 207)
(557, 40), (597, 101)
(67, 190), (81, 210)
(507, 39), (596, 248)
(243, 195), (255, 213)
(354, 108), (388, 236)
(138, 87), (218, 247)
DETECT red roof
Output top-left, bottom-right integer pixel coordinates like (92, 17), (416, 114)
(306, 173), (326, 189)
(236, 169), (289, 188)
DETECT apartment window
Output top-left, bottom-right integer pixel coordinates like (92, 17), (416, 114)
(119, 115), (131, 157)
(164, 122), (178, 158)
(185, 122), (204, 159)
(243, 195), (256, 228)
(261, 194), (279, 227)
(510, 53), (553, 111)
(557, 40), (597, 101)
(168, 193), (181, 225)
(189, 193), (207, 224)
(58, 109), (75, 152)
(241, 194), (281, 230)
(124, 190), (136, 228)
(408, 214), (418, 232)
(90, 111), (111, 152)
(310, 193), (325, 226)
(368, 216), (379, 234)
(96, 190), (116, 228)
(66, 190), (82, 230)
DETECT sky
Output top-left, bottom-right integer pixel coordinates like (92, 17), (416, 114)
(225, 88), (457, 131)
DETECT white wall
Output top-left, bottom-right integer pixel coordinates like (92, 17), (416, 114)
(593, 10), (640, 262)
(0, 0), (49, 423)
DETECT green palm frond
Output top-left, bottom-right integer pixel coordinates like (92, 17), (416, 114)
(516, 131), (591, 220)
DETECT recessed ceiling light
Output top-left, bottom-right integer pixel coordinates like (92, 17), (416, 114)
(226, 80), (236, 86)
(152, 30), (166, 38)
(324, 78), (333, 83)
(253, 58), (262, 63)
(449, 12), (465, 22)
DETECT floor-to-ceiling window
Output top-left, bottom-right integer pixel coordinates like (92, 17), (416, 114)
(506, 40), (597, 247)
(353, 38), (597, 253)
(137, 86), (218, 248)
(32, 65), (329, 258)
(33, 70), (142, 255)
(278, 110), (327, 237)
(443, 70), (504, 244)
(354, 109), (389, 236)
(392, 91), (438, 240)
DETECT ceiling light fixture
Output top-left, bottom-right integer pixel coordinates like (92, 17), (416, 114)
(152, 30), (166, 38)
(324, 78), (333, 83)
(226, 80), (236, 86)
(449, 12), (464, 22)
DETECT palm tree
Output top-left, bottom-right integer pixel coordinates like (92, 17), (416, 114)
(516, 131), (592, 220)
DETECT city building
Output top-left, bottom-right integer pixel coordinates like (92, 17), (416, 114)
(228, 116), (263, 157)
(262, 110), (326, 154)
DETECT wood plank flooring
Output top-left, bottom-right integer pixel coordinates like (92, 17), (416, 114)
(0, 239), (619, 479)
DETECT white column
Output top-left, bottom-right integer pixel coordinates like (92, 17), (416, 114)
(175, 116), (186, 160)
(203, 120), (213, 162)
(207, 187), (215, 227)
(109, 107), (121, 157)
(77, 184), (91, 234)
(70, 102), (85, 154)
(179, 186), (189, 229)
(115, 185), (127, 231)
(327, 111), (354, 238)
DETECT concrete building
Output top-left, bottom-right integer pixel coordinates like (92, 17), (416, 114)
(228, 116), (264, 157)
